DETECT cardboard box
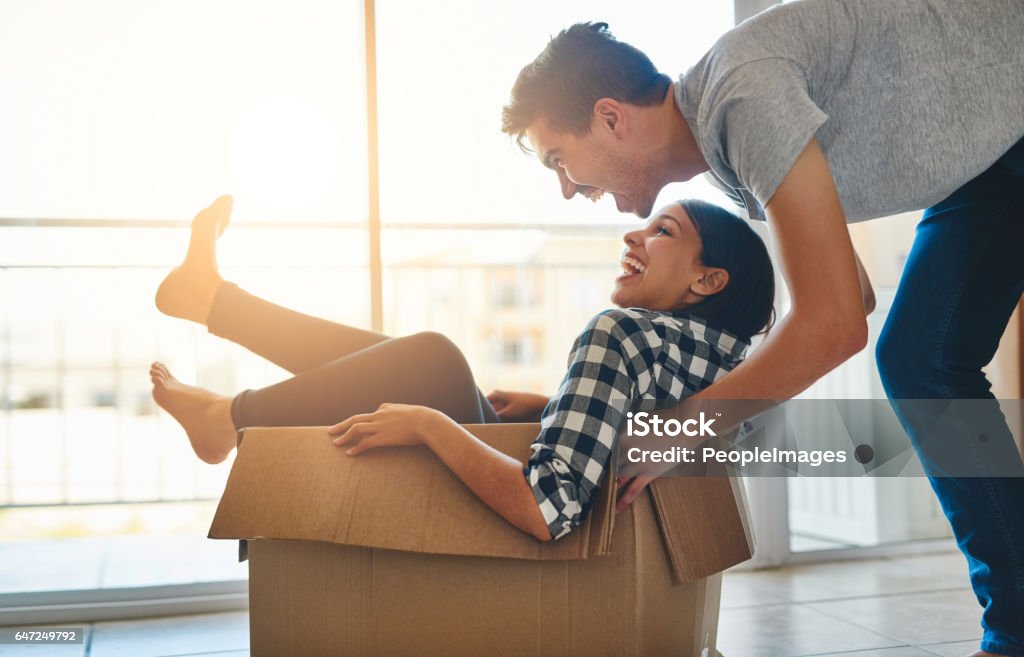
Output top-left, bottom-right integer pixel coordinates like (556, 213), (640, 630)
(209, 424), (754, 657)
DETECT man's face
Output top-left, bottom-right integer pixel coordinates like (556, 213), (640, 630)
(524, 117), (660, 219)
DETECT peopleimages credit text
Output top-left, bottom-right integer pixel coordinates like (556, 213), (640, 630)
(624, 411), (848, 467)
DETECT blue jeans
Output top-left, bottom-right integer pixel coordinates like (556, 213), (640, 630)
(877, 135), (1024, 655)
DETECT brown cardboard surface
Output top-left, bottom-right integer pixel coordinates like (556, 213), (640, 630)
(649, 475), (755, 583)
(210, 424), (614, 560)
(246, 490), (720, 657)
(211, 424), (750, 656)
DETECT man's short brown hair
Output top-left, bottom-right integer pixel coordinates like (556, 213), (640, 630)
(501, 22), (672, 151)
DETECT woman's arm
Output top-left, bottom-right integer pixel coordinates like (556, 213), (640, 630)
(328, 404), (552, 541)
(330, 310), (643, 542)
(419, 413), (553, 541)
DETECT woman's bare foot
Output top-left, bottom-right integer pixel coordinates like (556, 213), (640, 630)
(150, 361), (237, 464)
(155, 195), (233, 324)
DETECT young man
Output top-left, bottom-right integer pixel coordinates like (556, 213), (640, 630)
(502, 2), (1024, 656)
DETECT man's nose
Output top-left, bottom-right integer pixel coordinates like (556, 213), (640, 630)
(556, 167), (577, 200)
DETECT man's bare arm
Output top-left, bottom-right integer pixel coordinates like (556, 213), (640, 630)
(616, 138), (868, 508)
(697, 136), (867, 399)
(853, 249), (876, 315)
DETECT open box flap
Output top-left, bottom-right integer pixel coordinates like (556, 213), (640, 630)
(648, 475), (755, 583)
(209, 424), (615, 561)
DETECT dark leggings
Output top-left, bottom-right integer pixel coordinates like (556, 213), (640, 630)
(206, 283), (500, 429)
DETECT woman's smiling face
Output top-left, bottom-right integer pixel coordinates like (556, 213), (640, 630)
(611, 203), (728, 312)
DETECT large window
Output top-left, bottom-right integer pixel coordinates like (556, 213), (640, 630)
(0, 0), (368, 221)
(0, 0), (737, 606)
(0, 0), (370, 601)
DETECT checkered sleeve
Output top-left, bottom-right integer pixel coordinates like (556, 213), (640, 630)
(524, 309), (658, 540)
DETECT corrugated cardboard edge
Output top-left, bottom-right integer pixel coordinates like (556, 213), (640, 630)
(210, 424), (616, 562)
(234, 430), (247, 563)
(589, 452), (617, 555)
(648, 475), (755, 584)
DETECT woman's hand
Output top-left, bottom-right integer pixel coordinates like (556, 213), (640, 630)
(486, 390), (551, 422)
(329, 403), (551, 540)
(328, 403), (447, 455)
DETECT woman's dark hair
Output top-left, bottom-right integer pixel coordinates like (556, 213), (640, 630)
(501, 22), (672, 150)
(678, 199), (776, 341)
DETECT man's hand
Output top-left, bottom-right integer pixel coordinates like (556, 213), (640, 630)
(615, 475), (655, 513)
(486, 390), (551, 422)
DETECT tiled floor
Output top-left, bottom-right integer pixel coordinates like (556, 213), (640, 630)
(717, 552), (985, 657)
(0, 551), (989, 657)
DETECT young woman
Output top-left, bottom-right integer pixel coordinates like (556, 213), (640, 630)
(151, 195), (775, 541)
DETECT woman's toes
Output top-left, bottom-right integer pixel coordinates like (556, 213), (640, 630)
(211, 195), (233, 217)
(212, 195), (233, 235)
(195, 195), (233, 232)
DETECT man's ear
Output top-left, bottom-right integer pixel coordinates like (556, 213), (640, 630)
(691, 268), (729, 297)
(593, 98), (626, 135)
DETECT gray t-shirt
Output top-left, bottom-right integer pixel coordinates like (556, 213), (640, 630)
(676, 0), (1024, 222)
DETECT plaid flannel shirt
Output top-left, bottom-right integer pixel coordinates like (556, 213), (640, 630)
(524, 308), (749, 540)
